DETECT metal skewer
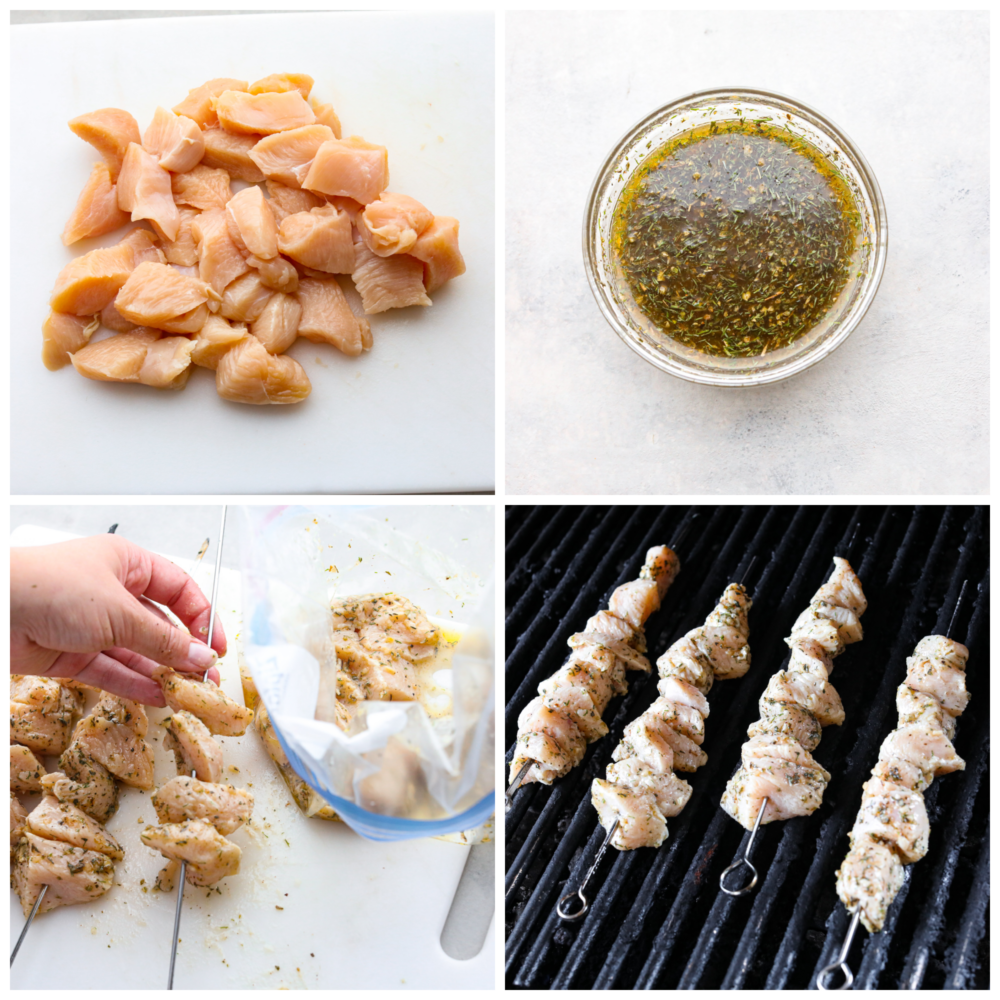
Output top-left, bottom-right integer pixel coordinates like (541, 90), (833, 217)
(557, 819), (620, 921)
(11, 523), (122, 967)
(719, 794), (767, 895)
(814, 578), (969, 990)
(167, 505), (227, 990)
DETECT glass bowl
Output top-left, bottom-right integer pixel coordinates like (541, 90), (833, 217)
(584, 87), (887, 386)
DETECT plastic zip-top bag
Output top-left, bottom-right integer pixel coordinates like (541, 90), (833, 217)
(239, 505), (495, 841)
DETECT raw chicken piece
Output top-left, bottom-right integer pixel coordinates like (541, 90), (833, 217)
(11, 744), (45, 794)
(582, 611), (641, 648)
(330, 593), (441, 644)
(645, 694), (706, 744)
(329, 632), (417, 701)
(49, 228), (163, 315)
(688, 583), (752, 678)
(71, 328), (159, 383)
(41, 311), (99, 371)
(511, 697), (586, 784)
(251, 292), (301, 353)
(604, 758), (692, 817)
(571, 632), (649, 675)
(68, 108), (141, 180)
(870, 757), (933, 794)
(54, 743), (118, 822)
(71, 713), (154, 789)
(191, 315), (247, 369)
(250, 73), (314, 99)
(903, 657), (969, 717)
(10, 676), (81, 755)
(264, 179), (325, 221)
(156, 206), (201, 266)
(162, 711), (223, 782)
(11, 831), (114, 917)
(358, 192), (433, 256)
(213, 89), (315, 135)
(655, 676), (710, 718)
(836, 841), (904, 933)
(407, 215), (466, 292)
(849, 776), (929, 863)
(116, 143), (180, 241)
(11, 792), (27, 854)
(91, 691), (147, 737)
(896, 684), (956, 738)
(538, 660), (619, 742)
(353, 243), (431, 313)
(216, 335), (311, 405)
(247, 253), (299, 292)
(302, 136), (389, 204)
(297, 275), (372, 356)
(721, 753), (830, 828)
(226, 186), (279, 259)
(748, 700), (822, 753)
(790, 600), (862, 650)
(761, 669), (845, 727)
(143, 106), (205, 173)
(612, 717), (675, 773)
(62, 161), (131, 245)
(173, 78), (249, 128)
(115, 261), (214, 332)
(100, 298), (138, 332)
(813, 556), (868, 617)
(152, 776), (254, 835)
(201, 126), (266, 183)
(26, 795), (124, 860)
(878, 724), (965, 777)
(138, 336), (195, 389)
(309, 97), (342, 138)
(787, 637), (835, 681)
(278, 205), (354, 273)
(140, 819), (240, 886)
(220, 272), (273, 323)
(192, 208), (251, 298)
(592, 779), (667, 850)
(657, 636), (714, 695)
(152, 665), (253, 736)
(608, 578), (661, 630)
(154, 859), (181, 892)
(172, 164), (233, 211)
(909, 635), (968, 672)
(249, 124), (335, 187)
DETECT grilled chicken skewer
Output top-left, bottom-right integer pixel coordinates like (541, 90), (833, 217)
(719, 557), (866, 895)
(507, 544), (680, 808)
(817, 627), (969, 989)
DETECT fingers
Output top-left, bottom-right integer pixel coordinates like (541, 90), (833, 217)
(110, 593), (220, 673)
(44, 651), (165, 707)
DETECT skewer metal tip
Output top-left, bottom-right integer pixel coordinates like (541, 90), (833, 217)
(10, 885), (47, 966)
(669, 512), (698, 553)
(817, 905), (862, 990)
(720, 796), (767, 896)
(505, 758), (533, 812)
(557, 819), (620, 922)
(947, 579), (969, 637)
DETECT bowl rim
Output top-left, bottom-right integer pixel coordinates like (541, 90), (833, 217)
(583, 85), (888, 387)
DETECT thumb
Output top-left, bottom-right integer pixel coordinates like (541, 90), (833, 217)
(112, 594), (218, 673)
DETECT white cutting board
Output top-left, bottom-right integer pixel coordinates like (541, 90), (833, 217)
(11, 12), (495, 494)
(9, 526), (494, 990)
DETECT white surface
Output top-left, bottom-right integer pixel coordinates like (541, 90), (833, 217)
(10, 525), (494, 990)
(12, 11), (495, 494)
(505, 11), (988, 495)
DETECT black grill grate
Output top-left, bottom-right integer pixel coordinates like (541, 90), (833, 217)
(505, 505), (989, 990)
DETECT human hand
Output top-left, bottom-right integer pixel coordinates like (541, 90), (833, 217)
(10, 535), (226, 706)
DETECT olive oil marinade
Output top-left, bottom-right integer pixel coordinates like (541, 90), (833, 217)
(612, 119), (861, 358)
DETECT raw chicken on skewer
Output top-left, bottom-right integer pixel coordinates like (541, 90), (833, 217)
(506, 539), (683, 811)
(719, 555), (867, 896)
(559, 560), (756, 922)
(817, 597), (969, 989)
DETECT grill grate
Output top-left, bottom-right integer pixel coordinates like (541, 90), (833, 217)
(505, 505), (989, 990)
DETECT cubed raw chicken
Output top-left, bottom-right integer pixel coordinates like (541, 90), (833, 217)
(68, 107), (141, 180)
(53, 743), (119, 822)
(512, 697), (586, 783)
(173, 78), (249, 128)
(143, 106), (205, 173)
(71, 712), (155, 789)
(10, 676), (81, 755)
(309, 97), (343, 137)
(116, 143), (180, 241)
(192, 207), (250, 297)
(903, 657), (969, 717)
(909, 635), (968, 672)
(329, 631), (417, 701)
(153, 665), (253, 736)
(12, 831), (114, 917)
(836, 841), (904, 933)
(849, 776), (929, 863)
(220, 272), (273, 323)
(216, 335), (311, 405)
(249, 124), (335, 187)
(71, 328), (160, 383)
(878, 724), (965, 778)
(813, 556), (868, 616)
(139, 337), (196, 389)
(115, 260), (215, 333)
(26, 795), (124, 860)
(689, 583), (752, 678)
(791, 600), (862, 649)
(191, 315), (248, 369)
(748, 700), (822, 752)
(141, 819), (240, 886)
(10, 743), (45, 794)
(201, 126), (266, 183)
(172, 164), (233, 211)
(352, 243), (431, 314)
(592, 779), (667, 850)
(11, 791), (27, 855)
(604, 758), (692, 817)
(760, 669), (845, 727)
(225, 185), (278, 259)
(246, 253), (298, 292)
(213, 89), (315, 135)
(41, 311), (99, 371)
(152, 776), (254, 835)
(264, 178), (325, 221)
(408, 215), (466, 291)
(157, 206), (201, 266)
(250, 73), (314, 99)
(278, 205), (354, 273)
(608, 578), (661, 630)
(162, 710), (223, 782)
(297, 275), (372, 356)
(358, 192), (433, 256)
(251, 292), (301, 354)
(896, 684), (957, 738)
(655, 676), (710, 718)
(656, 637), (714, 695)
(62, 161), (131, 245)
(302, 136), (389, 204)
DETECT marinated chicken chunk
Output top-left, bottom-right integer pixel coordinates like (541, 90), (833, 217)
(592, 780), (667, 851)
(688, 583), (752, 678)
(152, 776), (254, 835)
(604, 758), (692, 817)
(26, 795), (125, 860)
(54, 743), (119, 822)
(162, 710), (224, 783)
(11, 743), (46, 794)
(12, 831), (114, 917)
(141, 819), (240, 886)
(72, 713), (154, 790)
(878, 724), (964, 779)
(836, 841), (904, 933)
(10, 676), (81, 756)
(153, 665), (252, 736)
(11, 792), (27, 854)
(849, 776), (929, 864)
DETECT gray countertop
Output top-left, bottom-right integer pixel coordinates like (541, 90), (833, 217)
(505, 10), (988, 494)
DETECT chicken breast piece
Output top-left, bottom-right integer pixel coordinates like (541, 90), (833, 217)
(538, 657), (622, 729)
(11, 792), (27, 854)
(172, 164), (233, 211)
(592, 779), (667, 850)
(246, 253), (299, 293)
(26, 795), (124, 860)
(510, 698), (586, 785)
(152, 776), (254, 835)
(62, 161), (131, 246)
(302, 136), (389, 204)
(153, 666), (253, 737)
(226, 185), (279, 259)
(250, 73), (314, 99)
(162, 710), (223, 783)
(297, 275), (372, 356)
(645, 695), (706, 745)
(406, 215), (466, 292)
(896, 684), (956, 738)
(72, 713), (154, 789)
(115, 260), (214, 332)
(570, 634), (648, 676)
(116, 143), (180, 241)
(216, 335), (311, 405)
(173, 78), (249, 128)
(613, 717), (677, 773)
(748, 700), (822, 753)
(721, 754), (830, 829)
(11, 743), (46, 794)
(331, 630), (418, 701)
(71, 328), (160, 384)
(604, 758), (692, 817)
(192, 207), (251, 297)
(265, 178), (326, 221)
(143, 106), (205, 173)
(220, 272), (273, 324)
(836, 841), (904, 933)
(278, 205), (354, 274)
(251, 292), (300, 354)
(608, 578), (661, 630)
(812, 556), (867, 616)
(10, 676), (81, 755)
(41, 311), (98, 371)
(68, 107), (141, 180)
(849, 776), (930, 864)
(358, 192), (433, 257)
(538, 683), (607, 743)
(249, 124), (335, 187)
(214, 89), (315, 135)
(201, 126), (266, 183)
(878, 724), (965, 778)
(54, 743), (119, 822)
(12, 832), (115, 916)
(791, 601), (862, 649)
(760, 669), (845, 727)
(191, 315), (248, 370)
(656, 637), (714, 695)
(655, 676), (710, 718)
(353, 242), (431, 313)
(910, 635), (968, 672)
(141, 819), (240, 886)
(903, 658), (969, 717)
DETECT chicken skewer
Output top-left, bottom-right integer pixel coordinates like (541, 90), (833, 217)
(10, 523), (119, 966)
(817, 583), (969, 991)
(719, 555), (867, 895)
(558, 559), (756, 922)
(506, 522), (695, 812)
